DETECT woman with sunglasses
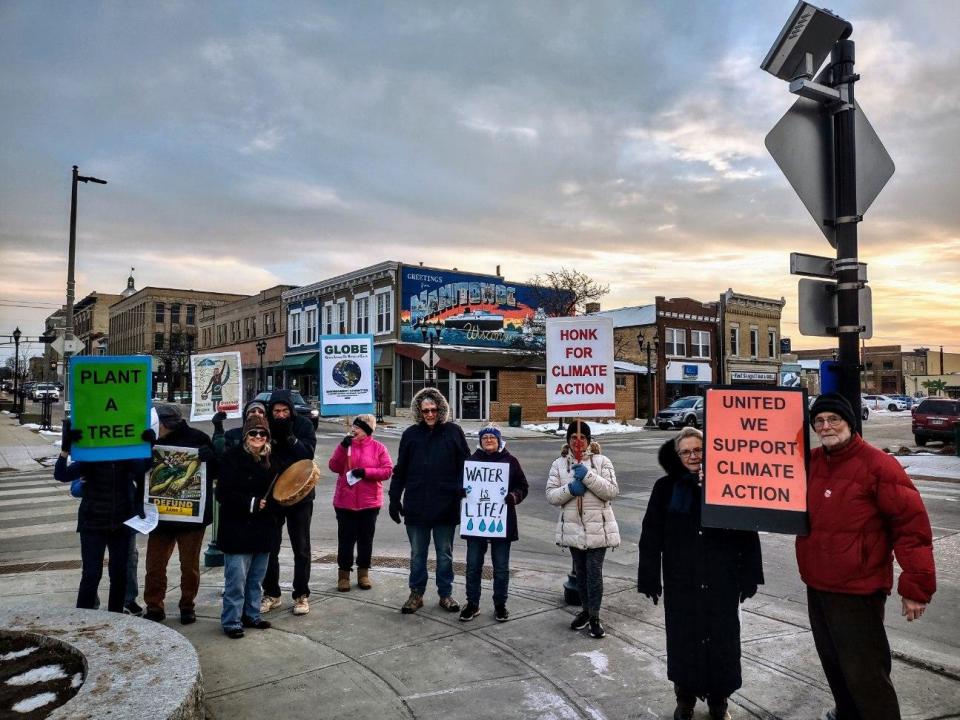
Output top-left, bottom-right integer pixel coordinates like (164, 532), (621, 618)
(637, 426), (764, 720)
(216, 414), (281, 638)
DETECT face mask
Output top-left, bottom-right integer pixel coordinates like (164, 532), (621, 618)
(570, 437), (587, 456)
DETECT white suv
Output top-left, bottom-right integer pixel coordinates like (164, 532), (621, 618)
(32, 383), (60, 402)
(862, 394), (907, 412)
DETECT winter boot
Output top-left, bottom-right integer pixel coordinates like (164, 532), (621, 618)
(357, 567), (372, 590)
(337, 569), (351, 592)
(708, 698), (731, 720)
(673, 684), (696, 720)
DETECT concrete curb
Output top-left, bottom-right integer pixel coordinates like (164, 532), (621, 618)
(0, 606), (203, 720)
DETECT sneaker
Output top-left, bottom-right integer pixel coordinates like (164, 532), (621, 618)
(241, 616), (271, 630)
(260, 595), (281, 614)
(588, 617), (605, 639)
(225, 627), (245, 639)
(292, 596), (310, 616)
(459, 603), (480, 622)
(143, 609), (166, 623)
(180, 610), (196, 625)
(124, 600), (143, 616)
(438, 596), (460, 612)
(401, 591), (424, 614)
(494, 604), (509, 622)
(570, 610), (590, 630)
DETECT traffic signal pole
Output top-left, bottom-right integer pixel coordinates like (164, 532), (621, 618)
(829, 39), (864, 434)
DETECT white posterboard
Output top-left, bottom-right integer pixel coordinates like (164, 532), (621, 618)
(319, 335), (375, 416)
(190, 352), (242, 421)
(460, 460), (509, 538)
(545, 316), (616, 417)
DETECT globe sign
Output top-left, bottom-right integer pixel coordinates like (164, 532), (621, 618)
(332, 359), (362, 388)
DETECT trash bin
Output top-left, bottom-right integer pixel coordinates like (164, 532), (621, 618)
(508, 403), (522, 428)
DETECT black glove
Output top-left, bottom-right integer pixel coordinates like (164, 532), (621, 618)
(211, 411), (227, 433)
(460, 487), (468, 499)
(61, 420), (81, 451)
(138, 505), (147, 520)
(340, 435), (353, 449)
(197, 446), (215, 463)
(504, 492), (517, 506)
(141, 429), (157, 445)
(352, 467), (366, 479)
(388, 501), (403, 524)
(637, 580), (661, 605)
(740, 584), (758, 603)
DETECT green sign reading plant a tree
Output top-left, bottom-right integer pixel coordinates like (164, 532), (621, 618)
(69, 355), (152, 461)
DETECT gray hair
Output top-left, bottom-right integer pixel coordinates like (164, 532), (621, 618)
(674, 426), (703, 451)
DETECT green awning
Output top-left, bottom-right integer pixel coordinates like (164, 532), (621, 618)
(278, 353), (318, 370)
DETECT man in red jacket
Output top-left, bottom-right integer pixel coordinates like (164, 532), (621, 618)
(797, 393), (936, 720)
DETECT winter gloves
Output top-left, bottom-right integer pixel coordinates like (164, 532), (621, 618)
(61, 420), (82, 452)
(740, 584), (758, 603)
(352, 467), (366, 480)
(504, 492), (518, 506)
(141, 429), (157, 445)
(341, 435), (353, 449)
(572, 463), (588, 481)
(211, 411), (227, 434)
(568, 478), (586, 496)
(388, 500), (404, 524)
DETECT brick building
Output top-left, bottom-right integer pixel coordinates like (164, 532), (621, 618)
(73, 291), (122, 356)
(720, 288), (785, 386)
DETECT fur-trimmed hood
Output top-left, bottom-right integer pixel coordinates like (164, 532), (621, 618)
(411, 386), (450, 424)
(658, 438), (688, 478)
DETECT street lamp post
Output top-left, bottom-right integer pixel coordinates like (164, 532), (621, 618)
(12, 327), (22, 415)
(643, 335), (658, 427)
(64, 166), (107, 418)
(256, 339), (267, 392)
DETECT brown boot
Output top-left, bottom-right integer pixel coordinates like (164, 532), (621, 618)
(337, 569), (351, 592)
(357, 567), (372, 590)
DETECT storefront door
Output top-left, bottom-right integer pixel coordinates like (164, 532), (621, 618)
(458, 379), (485, 420)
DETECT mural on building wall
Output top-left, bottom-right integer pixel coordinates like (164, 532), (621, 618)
(399, 266), (568, 350)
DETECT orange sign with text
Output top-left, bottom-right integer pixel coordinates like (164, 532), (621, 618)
(704, 388), (808, 512)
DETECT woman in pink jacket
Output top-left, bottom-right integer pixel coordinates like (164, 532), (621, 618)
(328, 414), (394, 592)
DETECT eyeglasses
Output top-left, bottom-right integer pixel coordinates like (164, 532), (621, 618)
(813, 415), (845, 429)
(246, 430), (269, 438)
(421, 408), (438, 415)
(678, 448), (703, 458)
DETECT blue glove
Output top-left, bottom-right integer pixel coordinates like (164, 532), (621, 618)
(70, 479), (85, 499)
(572, 464), (588, 482)
(568, 478), (586, 496)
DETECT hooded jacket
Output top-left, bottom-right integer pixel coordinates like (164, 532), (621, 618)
(637, 439), (764, 698)
(462, 439), (529, 543)
(55, 459), (144, 533)
(388, 387), (470, 527)
(267, 389), (318, 502)
(545, 440), (620, 550)
(216, 443), (281, 555)
(795, 433), (935, 602)
(328, 434), (394, 511)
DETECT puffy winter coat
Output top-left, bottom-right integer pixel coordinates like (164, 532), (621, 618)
(154, 421), (216, 532)
(796, 433), (936, 602)
(461, 442), (529, 543)
(215, 445), (281, 555)
(637, 439), (764, 698)
(388, 387), (470, 527)
(329, 435), (394, 511)
(545, 441), (620, 550)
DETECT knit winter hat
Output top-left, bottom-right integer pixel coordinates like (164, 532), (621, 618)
(243, 414), (270, 438)
(566, 420), (592, 444)
(478, 425), (502, 443)
(809, 393), (857, 431)
(245, 401), (267, 416)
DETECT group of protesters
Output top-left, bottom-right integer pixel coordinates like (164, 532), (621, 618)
(56, 386), (935, 720)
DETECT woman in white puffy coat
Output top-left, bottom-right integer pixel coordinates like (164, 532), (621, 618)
(545, 421), (620, 639)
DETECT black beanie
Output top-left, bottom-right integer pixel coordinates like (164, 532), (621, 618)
(809, 393), (857, 431)
(566, 420), (592, 444)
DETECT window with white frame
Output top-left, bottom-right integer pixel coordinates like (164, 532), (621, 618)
(691, 330), (710, 358)
(768, 329), (777, 358)
(337, 301), (347, 334)
(289, 310), (302, 346)
(665, 327), (686, 356)
(729, 325), (739, 357)
(305, 307), (317, 344)
(535, 374), (546, 387)
(375, 289), (393, 334)
(322, 303), (333, 335)
(354, 295), (369, 334)
(749, 328), (759, 357)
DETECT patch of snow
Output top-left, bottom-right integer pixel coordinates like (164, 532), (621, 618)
(0, 647), (38, 661)
(573, 650), (612, 679)
(11, 692), (58, 713)
(21, 423), (42, 430)
(895, 455), (960, 481)
(71, 672), (83, 688)
(520, 687), (583, 719)
(5, 664), (67, 685)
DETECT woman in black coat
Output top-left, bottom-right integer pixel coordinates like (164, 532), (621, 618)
(637, 427), (764, 720)
(216, 415), (281, 638)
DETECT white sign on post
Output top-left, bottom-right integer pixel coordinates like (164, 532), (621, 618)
(460, 460), (509, 538)
(545, 316), (616, 417)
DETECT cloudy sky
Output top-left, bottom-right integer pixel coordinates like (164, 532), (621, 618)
(2, 0), (958, 363)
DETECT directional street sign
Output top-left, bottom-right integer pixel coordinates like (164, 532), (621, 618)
(790, 252), (867, 281)
(797, 278), (872, 338)
(766, 95), (895, 247)
(421, 349), (439, 368)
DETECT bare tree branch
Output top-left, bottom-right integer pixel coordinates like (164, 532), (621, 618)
(526, 267), (610, 317)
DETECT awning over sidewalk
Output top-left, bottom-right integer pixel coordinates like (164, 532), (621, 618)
(394, 344), (544, 376)
(278, 353), (318, 370)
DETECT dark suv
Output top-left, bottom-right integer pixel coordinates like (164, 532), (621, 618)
(912, 397), (960, 446)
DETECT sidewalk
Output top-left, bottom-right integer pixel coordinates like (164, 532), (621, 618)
(0, 410), (60, 472)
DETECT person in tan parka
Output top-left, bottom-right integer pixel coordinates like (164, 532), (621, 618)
(545, 420), (620, 638)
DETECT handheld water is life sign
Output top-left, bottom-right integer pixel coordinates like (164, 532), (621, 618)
(460, 460), (509, 538)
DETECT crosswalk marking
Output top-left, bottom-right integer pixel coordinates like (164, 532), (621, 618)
(0, 520), (77, 541)
(0, 495), (72, 508)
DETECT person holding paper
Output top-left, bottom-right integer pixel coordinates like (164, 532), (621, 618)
(545, 421), (620, 639)
(216, 414), (280, 639)
(637, 427), (764, 720)
(327, 414), (394, 592)
(459, 424), (528, 623)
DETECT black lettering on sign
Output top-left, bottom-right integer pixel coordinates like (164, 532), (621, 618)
(104, 397), (119, 412)
(79, 369), (143, 385)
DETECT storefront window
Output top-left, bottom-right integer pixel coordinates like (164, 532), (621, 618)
(399, 356), (450, 408)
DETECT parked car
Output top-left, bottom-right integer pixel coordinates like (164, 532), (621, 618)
(254, 390), (320, 429)
(809, 394), (870, 420)
(889, 394), (915, 410)
(912, 397), (960, 447)
(32, 383), (60, 402)
(862, 394), (908, 411)
(0, 380), (12, 392)
(656, 396), (704, 429)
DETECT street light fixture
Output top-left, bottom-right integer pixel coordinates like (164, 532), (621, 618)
(638, 332), (659, 427)
(12, 327), (22, 415)
(761, 2), (851, 82)
(256, 339), (267, 392)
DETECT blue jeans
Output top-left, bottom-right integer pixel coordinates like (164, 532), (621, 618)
(221, 552), (269, 631)
(465, 538), (511, 606)
(406, 524), (455, 598)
